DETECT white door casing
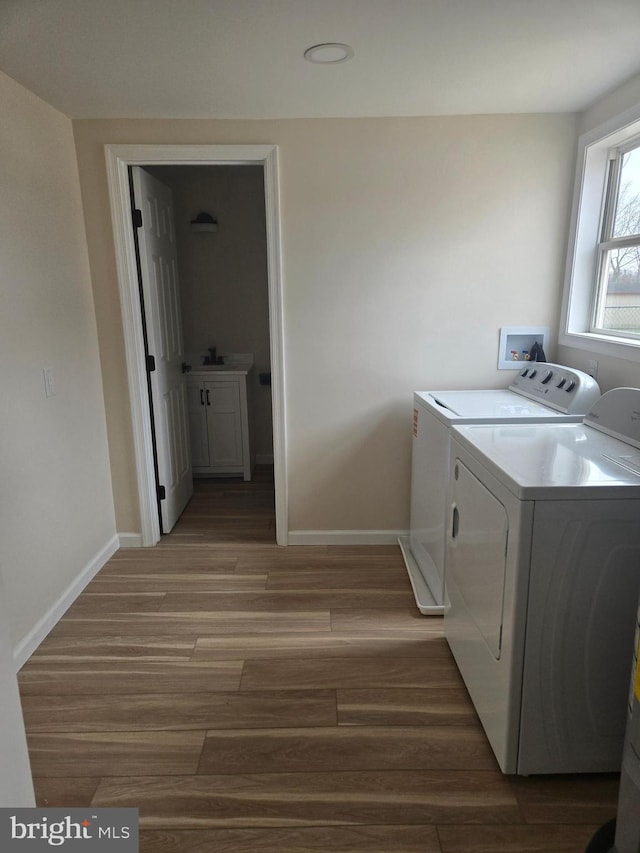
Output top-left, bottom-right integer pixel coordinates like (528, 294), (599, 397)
(0, 568), (35, 806)
(105, 145), (287, 546)
(132, 167), (193, 533)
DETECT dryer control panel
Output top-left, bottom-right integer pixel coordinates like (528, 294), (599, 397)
(509, 362), (600, 414)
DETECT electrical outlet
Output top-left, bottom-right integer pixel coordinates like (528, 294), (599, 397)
(588, 359), (599, 380)
(43, 367), (56, 398)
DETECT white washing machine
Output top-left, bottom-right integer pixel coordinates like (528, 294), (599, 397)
(399, 364), (600, 614)
(445, 387), (640, 775)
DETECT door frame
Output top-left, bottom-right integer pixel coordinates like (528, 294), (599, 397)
(105, 144), (287, 546)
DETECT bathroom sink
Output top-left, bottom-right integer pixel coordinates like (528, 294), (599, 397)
(191, 354), (254, 373)
(199, 363), (234, 370)
(196, 361), (252, 373)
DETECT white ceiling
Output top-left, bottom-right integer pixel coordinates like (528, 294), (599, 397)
(2, 0), (640, 119)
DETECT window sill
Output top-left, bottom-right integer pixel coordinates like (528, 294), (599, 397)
(559, 328), (640, 363)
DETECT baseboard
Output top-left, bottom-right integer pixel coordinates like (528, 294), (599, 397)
(118, 532), (143, 548)
(13, 534), (120, 670)
(287, 530), (408, 546)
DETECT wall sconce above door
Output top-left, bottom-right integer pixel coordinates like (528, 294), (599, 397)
(190, 211), (218, 233)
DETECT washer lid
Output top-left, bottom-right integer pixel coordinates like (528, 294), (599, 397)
(416, 389), (573, 424)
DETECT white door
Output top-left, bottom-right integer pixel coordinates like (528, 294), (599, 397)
(132, 167), (193, 533)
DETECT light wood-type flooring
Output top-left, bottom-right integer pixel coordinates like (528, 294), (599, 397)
(18, 467), (619, 852)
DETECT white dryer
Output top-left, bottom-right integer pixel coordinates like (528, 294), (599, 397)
(399, 364), (600, 614)
(445, 388), (640, 775)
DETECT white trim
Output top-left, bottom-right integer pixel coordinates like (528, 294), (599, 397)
(288, 530), (407, 546)
(118, 532), (143, 548)
(105, 144), (288, 547)
(13, 535), (119, 669)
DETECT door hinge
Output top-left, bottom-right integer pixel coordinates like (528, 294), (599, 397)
(132, 208), (143, 229)
(146, 354), (156, 373)
(157, 485), (166, 501)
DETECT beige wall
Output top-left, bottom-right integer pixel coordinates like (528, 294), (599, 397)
(0, 72), (116, 647)
(73, 114), (578, 535)
(147, 165), (273, 460)
(579, 70), (640, 135)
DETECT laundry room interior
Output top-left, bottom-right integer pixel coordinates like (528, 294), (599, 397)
(5, 2), (640, 849)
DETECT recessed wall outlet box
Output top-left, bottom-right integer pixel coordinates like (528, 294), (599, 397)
(498, 326), (550, 370)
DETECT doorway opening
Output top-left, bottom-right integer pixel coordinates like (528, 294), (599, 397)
(133, 162), (275, 539)
(105, 144), (287, 547)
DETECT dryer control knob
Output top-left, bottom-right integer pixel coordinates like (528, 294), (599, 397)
(541, 370), (553, 384)
(566, 380), (576, 392)
(557, 378), (566, 388)
(529, 369), (537, 378)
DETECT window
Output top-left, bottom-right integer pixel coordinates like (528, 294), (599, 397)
(560, 106), (640, 361)
(592, 141), (640, 338)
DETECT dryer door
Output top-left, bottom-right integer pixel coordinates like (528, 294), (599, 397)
(449, 459), (508, 659)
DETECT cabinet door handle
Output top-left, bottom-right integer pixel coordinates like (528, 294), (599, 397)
(200, 389), (204, 406)
(206, 389), (211, 406)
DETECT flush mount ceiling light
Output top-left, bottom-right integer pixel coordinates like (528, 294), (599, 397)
(304, 43), (354, 64)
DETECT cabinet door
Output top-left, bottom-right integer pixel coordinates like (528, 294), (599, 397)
(206, 381), (243, 467)
(186, 380), (209, 468)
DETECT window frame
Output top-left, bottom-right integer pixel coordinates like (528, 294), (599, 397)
(560, 102), (640, 362)
(591, 136), (640, 338)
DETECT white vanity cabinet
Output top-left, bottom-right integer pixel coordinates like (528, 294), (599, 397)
(187, 366), (253, 480)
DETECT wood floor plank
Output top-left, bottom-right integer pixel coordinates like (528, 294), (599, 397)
(160, 591), (411, 612)
(240, 657), (464, 691)
(236, 554), (406, 573)
(102, 552), (239, 573)
(266, 567), (411, 591)
(197, 726), (496, 774)
(21, 690), (337, 732)
(110, 548), (238, 572)
(139, 824), (441, 852)
(44, 611), (332, 637)
(437, 824), (603, 853)
(63, 593), (166, 614)
(169, 530), (276, 545)
(92, 770), (521, 827)
(337, 688), (477, 726)
(176, 504), (275, 518)
(222, 545), (328, 560)
(328, 545), (405, 558)
(331, 609), (440, 632)
(18, 660), (243, 694)
(174, 516), (275, 528)
(192, 634), (447, 661)
(33, 777), (101, 808)
(509, 775), (620, 824)
(88, 573), (269, 593)
(27, 731), (205, 777)
(28, 636), (196, 662)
